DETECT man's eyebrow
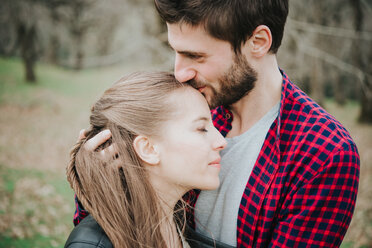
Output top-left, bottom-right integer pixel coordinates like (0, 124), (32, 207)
(167, 41), (207, 57)
(178, 51), (207, 57)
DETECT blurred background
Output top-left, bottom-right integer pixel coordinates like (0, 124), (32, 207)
(0, 0), (371, 247)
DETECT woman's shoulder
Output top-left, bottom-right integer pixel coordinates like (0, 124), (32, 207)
(65, 215), (113, 248)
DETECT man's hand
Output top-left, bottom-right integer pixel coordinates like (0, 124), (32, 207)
(78, 129), (118, 159)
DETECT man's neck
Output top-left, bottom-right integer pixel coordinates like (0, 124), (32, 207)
(227, 59), (282, 138)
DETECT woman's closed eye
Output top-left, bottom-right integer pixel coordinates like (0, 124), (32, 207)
(197, 127), (208, 133)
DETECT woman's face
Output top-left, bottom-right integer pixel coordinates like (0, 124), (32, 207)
(152, 87), (227, 194)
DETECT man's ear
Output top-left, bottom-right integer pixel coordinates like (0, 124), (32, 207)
(133, 135), (160, 165)
(246, 25), (272, 58)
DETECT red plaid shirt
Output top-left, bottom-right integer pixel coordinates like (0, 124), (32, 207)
(74, 71), (359, 248)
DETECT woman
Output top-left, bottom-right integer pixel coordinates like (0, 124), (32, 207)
(65, 71), (227, 248)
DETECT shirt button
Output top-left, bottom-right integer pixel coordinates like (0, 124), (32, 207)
(225, 113), (231, 119)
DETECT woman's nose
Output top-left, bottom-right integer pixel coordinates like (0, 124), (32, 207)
(213, 129), (227, 151)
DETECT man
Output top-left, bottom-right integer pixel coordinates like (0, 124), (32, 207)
(74, 1), (360, 247)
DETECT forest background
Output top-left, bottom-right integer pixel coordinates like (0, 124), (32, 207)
(0, 0), (371, 247)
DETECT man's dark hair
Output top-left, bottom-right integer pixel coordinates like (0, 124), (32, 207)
(154, 0), (288, 54)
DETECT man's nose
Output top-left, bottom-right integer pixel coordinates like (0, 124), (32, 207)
(174, 55), (196, 83)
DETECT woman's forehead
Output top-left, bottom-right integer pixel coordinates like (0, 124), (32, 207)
(166, 87), (210, 120)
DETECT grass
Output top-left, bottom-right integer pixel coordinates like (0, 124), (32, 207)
(0, 165), (73, 248)
(0, 57), (371, 247)
(0, 235), (59, 248)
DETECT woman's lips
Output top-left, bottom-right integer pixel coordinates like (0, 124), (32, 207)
(208, 158), (221, 168)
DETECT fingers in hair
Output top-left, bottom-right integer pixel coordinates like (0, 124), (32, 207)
(85, 129), (112, 152)
(78, 129), (87, 141)
(107, 144), (119, 159)
(100, 144), (119, 160)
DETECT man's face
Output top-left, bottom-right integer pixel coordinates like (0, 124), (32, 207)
(167, 23), (257, 108)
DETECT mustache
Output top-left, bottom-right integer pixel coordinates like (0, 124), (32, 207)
(186, 79), (204, 89)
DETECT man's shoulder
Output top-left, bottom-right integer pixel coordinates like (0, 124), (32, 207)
(65, 215), (113, 248)
(282, 81), (356, 150)
(277, 79), (359, 182)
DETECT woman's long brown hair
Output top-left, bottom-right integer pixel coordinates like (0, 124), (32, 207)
(66, 72), (186, 247)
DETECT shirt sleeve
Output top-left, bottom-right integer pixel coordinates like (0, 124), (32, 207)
(73, 194), (89, 226)
(269, 147), (360, 247)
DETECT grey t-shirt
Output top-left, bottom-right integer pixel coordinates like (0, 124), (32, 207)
(195, 102), (280, 246)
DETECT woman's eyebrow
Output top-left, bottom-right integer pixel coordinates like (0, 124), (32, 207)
(193, 116), (209, 123)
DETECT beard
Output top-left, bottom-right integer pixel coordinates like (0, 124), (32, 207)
(189, 54), (257, 109)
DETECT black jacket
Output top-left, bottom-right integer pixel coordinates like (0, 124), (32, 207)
(65, 215), (234, 248)
(65, 215), (113, 248)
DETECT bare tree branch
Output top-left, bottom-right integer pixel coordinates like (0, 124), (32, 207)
(288, 18), (372, 41)
(361, 0), (372, 15)
(287, 28), (372, 98)
(59, 35), (172, 69)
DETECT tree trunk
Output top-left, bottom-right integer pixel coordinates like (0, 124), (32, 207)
(47, 8), (61, 65)
(71, 1), (85, 70)
(97, 16), (118, 56)
(359, 78), (372, 123)
(333, 74), (346, 106)
(47, 34), (60, 65)
(350, 0), (372, 123)
(74, 33), (83, 70)
(17, 23), (37, 83)
(24, 55), (36, 82)
(358, 39), (372, 123)
(311, 57), (325, 107)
